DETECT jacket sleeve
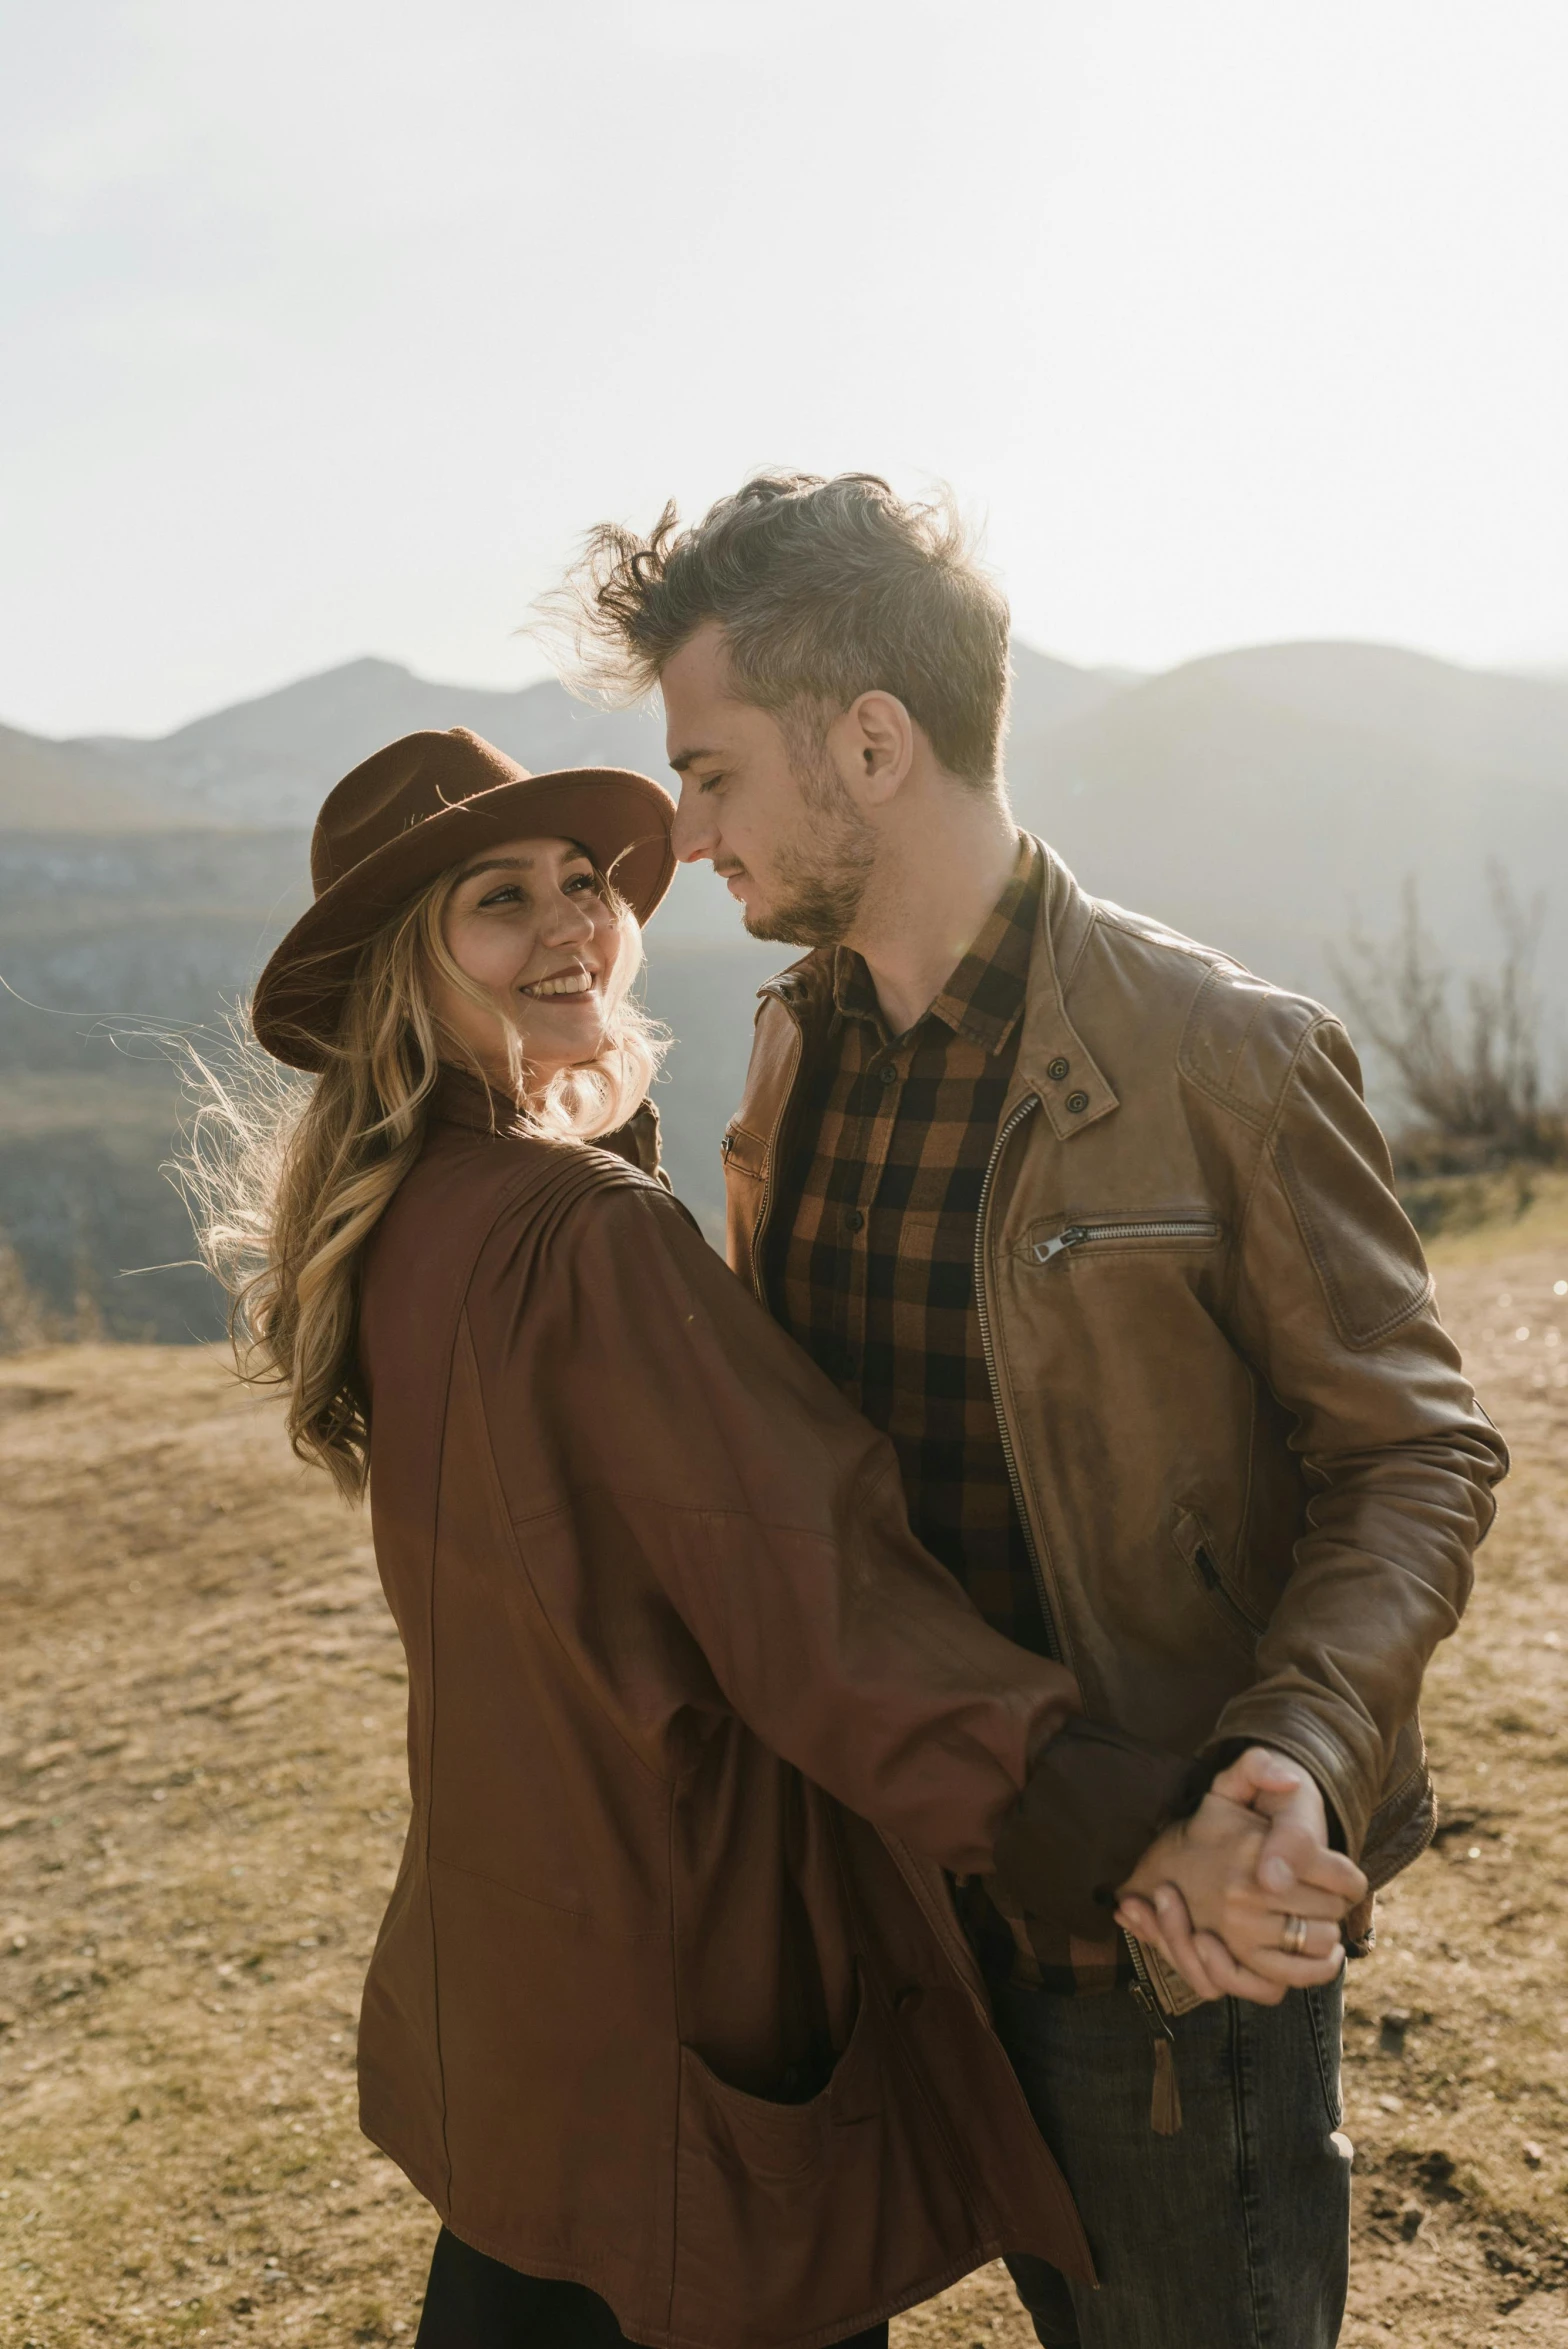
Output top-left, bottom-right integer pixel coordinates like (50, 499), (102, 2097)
(1214, 1016), (1508, 1857)
(492, 1176), (1185, 1915)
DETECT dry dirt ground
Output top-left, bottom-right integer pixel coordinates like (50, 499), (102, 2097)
(2, 1192), (1566, 2349)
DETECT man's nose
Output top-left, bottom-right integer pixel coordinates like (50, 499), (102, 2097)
(670, 782), (715, 865)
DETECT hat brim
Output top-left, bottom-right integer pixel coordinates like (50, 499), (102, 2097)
(251, 765), (676, 1071)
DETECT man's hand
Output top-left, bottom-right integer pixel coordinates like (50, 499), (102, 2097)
(1113, 1769), (1365, 2005)
(1207, 1746), (1350, 1901)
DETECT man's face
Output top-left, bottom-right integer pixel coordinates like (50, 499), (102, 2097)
(662, 620), (873, 946)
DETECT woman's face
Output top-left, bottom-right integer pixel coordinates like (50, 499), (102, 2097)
(430, 834), (632, 1089)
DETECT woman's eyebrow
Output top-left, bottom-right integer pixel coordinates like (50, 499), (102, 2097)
(457, 845), (595, 883)
(458, 855), (534, 881)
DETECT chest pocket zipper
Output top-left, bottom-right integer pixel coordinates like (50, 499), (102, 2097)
(1032, 1217), (1219, 1264)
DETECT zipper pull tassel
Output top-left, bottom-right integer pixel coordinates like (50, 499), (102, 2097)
(1150, 2035), (1183, 2136)
(1032, 1225), (1087, 1264)
(1130, 1969), (1184, 2137)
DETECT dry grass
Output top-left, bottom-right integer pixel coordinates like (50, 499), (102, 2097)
(0, 1355), (426, 2344)
(1, 1199), (1566, 2346)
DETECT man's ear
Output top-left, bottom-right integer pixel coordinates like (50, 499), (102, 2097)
(826, 690), (915, 809)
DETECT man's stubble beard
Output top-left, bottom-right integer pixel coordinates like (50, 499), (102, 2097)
(739, 754), (876, 949)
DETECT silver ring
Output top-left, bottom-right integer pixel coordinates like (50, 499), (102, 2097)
(1281, 1914), (1308, 1957)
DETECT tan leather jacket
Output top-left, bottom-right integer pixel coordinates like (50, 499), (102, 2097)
(355, 1072), (1118, 2349)
(722, 845), (1508, 1903)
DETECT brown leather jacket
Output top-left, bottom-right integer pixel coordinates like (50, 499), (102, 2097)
(355, 1071), (1119, 2349)
(722, 845), (1508, 1908)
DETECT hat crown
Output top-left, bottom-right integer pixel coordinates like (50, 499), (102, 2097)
(309, 728), (531, 897)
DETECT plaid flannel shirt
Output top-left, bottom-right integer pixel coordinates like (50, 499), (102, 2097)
(766, 839), (1132, 1996)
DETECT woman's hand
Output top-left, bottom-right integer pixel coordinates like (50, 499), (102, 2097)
(1113, 1783), (1364, 2005)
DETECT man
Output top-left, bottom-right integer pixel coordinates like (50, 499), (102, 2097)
(558, 475), (1506, 2347)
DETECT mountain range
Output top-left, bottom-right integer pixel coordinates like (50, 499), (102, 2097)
(1, 646), (1138, 954)
(2, 638), (1565, 1342)
(5, 637), (1565, 987)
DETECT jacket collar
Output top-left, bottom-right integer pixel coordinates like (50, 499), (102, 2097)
(428, 1062), (528, 1137)
(425, 1059), (664, 1177)
(1009, 839), (1119, 1139)
(758, 835), (1119, 1142)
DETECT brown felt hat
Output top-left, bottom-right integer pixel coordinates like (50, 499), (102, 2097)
(251, 727), (676, 1071)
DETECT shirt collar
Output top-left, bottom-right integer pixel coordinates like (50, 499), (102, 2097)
(829, 836), (1042, 1053)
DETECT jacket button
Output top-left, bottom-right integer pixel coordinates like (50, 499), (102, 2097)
(1065, 1090), (1090, 1114)
(878, 1063), (898, 1086)
(895, 1986), (924, 2018)
(845, 1208), (865, 1232)
(1047, 1057), (1070, 1082)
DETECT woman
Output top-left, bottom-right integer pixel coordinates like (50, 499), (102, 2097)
(197, 727), (1353, 2349)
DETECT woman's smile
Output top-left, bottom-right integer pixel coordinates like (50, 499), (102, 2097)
(519, 962), (599, 1001)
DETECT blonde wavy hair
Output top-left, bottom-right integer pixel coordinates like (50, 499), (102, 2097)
(182, 857), (664, 1502)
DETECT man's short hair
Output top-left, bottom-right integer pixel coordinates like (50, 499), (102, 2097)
(554, 472), (1011, 786)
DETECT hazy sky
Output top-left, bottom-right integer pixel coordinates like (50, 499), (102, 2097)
(2, 0), (1565, 738)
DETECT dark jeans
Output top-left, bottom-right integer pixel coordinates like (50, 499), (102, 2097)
(992, 1979), (1350, 2349)
(415, 2225), (891, 2349)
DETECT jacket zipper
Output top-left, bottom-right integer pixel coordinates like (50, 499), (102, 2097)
(1124, 1929), (1165, 2013)
(972, 1094), (1065, 1665)
(982, 1155), (1208, 2070)
(1032, 1216), (1218, 1264)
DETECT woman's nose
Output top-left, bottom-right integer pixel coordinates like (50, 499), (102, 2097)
(540, 891), (598, 945)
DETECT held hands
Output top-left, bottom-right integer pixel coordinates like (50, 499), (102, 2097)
(1113, 1747), (1368, 2006)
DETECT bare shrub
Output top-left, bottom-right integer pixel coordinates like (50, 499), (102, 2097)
(0, 1231), (116, 1351)
(0, 1231), (52, 1353)
(1333, 866), (1568, 1173)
